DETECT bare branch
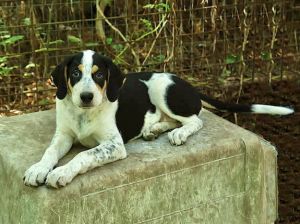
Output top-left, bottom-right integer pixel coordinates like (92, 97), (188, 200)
(96, 1), (141, 69)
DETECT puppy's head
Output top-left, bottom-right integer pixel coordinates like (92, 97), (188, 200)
(51, 50), (124, 108)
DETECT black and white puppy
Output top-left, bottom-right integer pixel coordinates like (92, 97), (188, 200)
(23, 50), (294, 188)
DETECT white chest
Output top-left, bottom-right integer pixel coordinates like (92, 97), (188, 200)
(56, 98), (119, 147)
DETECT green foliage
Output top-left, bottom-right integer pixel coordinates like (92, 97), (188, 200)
(225, 54), (241, 64)
(0, 66), (14, 76)
(260, 51), (271, 61)
(67, 35), (82, 44)
(23, 18), (31, 26)
(106, 37), (113, 45)
(112, 43), (124, 52)
(218, 67), (231, 84)
(0, 56), (7, 63)
(85, 42), (99, 47)
(140, 19), (153, 32)
(0, 35), (24, 46)
(106, 36), (125, 56)
(0, 19), (23, 76)
(0, 56), (16, 76)
(0, 30), (10, 39)
(48, 40), (64, 46)
(143, 2), (171, 12)
(148, 54), (165, 64)
(101, 2), (171, 69)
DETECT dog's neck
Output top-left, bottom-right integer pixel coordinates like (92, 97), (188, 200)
(55, 95), (119, 146)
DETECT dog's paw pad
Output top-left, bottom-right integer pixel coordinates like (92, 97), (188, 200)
(23, 162), (52, 187)
(46, 166), (74, 188)
(168, 128), (188, 146)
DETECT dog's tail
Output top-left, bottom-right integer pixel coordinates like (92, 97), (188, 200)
(198, 92), (294, 115)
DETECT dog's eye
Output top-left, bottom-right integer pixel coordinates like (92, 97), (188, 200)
(72, 70), (81, 78)
(94, 72), (104, 80)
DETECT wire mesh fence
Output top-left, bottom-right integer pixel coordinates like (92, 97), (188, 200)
(0, 0), (299, 115)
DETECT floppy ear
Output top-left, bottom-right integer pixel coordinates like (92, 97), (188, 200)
(103, 57), (124, 102)
(51, 57), (72, 100)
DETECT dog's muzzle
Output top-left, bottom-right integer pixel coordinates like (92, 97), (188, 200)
(80, 92), (94, 107)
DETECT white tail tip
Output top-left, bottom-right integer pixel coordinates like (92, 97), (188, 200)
(251, 104), (294, 115)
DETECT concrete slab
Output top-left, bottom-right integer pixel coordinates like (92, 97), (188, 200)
(0, 110), (277, 223)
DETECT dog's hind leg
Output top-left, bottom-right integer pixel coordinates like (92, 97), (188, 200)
(143, 73), (203, 145)
(167, 115), (203, 145)
(150, 120), (180, 136)
(143, 119), (181, 141)
(141, 106), (181, 141)
(141, 109), (162, 141)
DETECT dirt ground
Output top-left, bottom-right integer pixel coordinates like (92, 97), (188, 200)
(214, 79), (300, 223)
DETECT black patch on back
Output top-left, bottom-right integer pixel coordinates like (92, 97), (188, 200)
(167, 75), (251, 114)
(166, 75), (202, 117)
(116, 72), (154, 143)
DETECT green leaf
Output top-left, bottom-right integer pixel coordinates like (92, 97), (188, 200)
(23, 18), (31, 26)
(67, 35), (82, 44)
(140, 19), (153, 31)
(143, 3), (170, 12)
(112, 43), (124, 52)
(85, 42), (99, 47)
(154, 54), (165, 63)
(0, 66), (14, 76)
(260, 51), (271, 61)
(221, 67), (231, 77)
(106, 37), (113, 45)
(0, 35), (24, 46)
(0, 34), (10, 40)
(218, 67), (231, 84)
(225, 54), (239, 64)
(48, 40), (65, 45)
(143, 4), (155, 9)
(0, 56), (7, 63)
(148, 54), (165, 64)
(155, 3), (170, 12)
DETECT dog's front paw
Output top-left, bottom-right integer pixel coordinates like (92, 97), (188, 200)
(45, 166), (76, 188)
(168, 128), (188, 146)
(23, 162), (53, 186)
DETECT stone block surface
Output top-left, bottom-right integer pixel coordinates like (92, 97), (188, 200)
(0, 110), (278, 223)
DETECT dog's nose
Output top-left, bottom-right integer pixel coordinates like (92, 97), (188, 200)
(80, 92), (94, 104)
